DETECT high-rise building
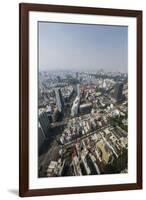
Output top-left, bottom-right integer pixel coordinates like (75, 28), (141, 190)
(77, 84), (80, 97)
(39, 111), (50, 137)
(71, 96), (80, 117)
(114, 82), (123, 101)
(55, 88), (64, 112)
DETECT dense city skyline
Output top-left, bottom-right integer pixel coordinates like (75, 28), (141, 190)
(38, 70), (128, 177)
(39, 22), (128, 73)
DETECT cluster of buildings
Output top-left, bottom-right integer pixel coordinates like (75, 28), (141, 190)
(60, 112), (105, 145)
(45, 124), (127, 177)
(38, 70), (128, 177)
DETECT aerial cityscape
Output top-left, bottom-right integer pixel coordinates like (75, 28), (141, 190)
(38, 22), (128, 177)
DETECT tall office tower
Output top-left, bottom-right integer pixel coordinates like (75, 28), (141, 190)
(39, 111), (50, 137)
(71, 96), (80, 117)
(77, 84), (80, 97)
(114, 82), (124, 101)
(55, 88), (64, 112)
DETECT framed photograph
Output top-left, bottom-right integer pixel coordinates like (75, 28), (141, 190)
(19, 3), (142, 197)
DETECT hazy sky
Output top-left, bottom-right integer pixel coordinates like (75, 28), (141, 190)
(39, 22), (128, 73)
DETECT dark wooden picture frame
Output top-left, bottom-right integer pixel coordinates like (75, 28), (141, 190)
(19, 3), (142, 197)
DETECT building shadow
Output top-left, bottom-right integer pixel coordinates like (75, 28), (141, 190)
(8, 189), (18, 196)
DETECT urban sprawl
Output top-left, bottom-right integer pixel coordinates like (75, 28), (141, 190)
(38, 70), (128, 177)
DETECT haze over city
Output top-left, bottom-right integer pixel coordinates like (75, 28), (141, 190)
(39, 22), (128, 73)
